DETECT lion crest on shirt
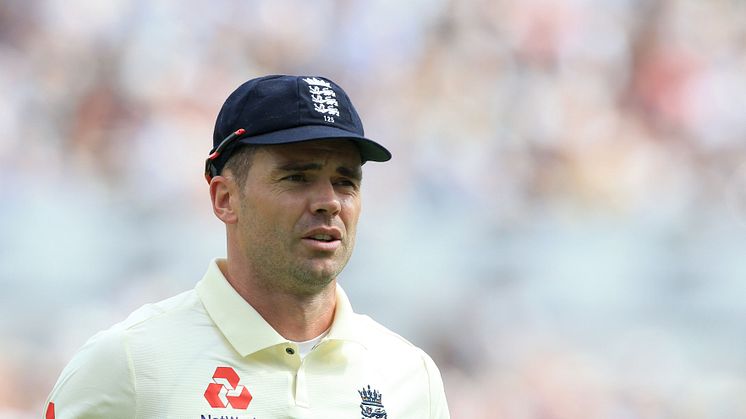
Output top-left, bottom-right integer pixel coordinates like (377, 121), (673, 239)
(358, 385), (387, 418)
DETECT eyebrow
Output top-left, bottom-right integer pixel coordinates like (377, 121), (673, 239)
(277, 161), (363, 181)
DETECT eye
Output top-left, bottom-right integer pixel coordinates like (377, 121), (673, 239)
(283, 173), (307, 182)
(334, 178), (359, 189)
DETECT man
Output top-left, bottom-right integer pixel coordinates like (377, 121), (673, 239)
(45, 75), (450, 418)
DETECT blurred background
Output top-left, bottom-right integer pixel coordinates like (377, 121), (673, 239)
(1, 0), (746, 417)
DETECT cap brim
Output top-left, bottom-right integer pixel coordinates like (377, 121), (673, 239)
(236, 124), (391, 162)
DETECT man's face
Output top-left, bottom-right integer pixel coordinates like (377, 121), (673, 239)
(233, 139), (363, 294)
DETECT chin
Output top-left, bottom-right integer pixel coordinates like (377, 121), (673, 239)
(289, 263), (341, 292)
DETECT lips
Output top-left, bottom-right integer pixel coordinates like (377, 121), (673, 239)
(302, 228), (343, 251)
(308, 234), (335, 242)
(303, 228), (342, 242)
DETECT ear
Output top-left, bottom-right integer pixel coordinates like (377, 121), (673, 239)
(209, 175), (239, 224)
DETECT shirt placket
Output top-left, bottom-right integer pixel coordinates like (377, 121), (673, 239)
(282, 342), (311, 409)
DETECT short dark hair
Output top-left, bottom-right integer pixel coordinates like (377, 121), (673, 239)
(221, 145), (258, 189)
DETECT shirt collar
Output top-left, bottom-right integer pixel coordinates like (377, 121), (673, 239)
(196, 258), (366, 357)
(326, 283), (367, 348)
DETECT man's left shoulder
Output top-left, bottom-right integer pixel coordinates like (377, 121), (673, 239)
(351, 313), (434, 361)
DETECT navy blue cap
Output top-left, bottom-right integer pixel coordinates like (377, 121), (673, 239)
(206, 75), (391, 180)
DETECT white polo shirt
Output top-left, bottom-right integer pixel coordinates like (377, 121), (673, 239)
(45, 259), (450, 418)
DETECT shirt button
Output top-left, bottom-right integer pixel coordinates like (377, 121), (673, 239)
(285, 347), (295, 355)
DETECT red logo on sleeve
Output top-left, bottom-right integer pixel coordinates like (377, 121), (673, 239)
(204, 366), (253, 409)
(46, 402), (55, 419)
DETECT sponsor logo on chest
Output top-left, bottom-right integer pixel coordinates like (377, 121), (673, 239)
(202, 367), (256, 419)
(200, 365), (389, 418)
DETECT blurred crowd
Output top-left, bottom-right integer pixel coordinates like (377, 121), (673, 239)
(1, 0), (746, 417)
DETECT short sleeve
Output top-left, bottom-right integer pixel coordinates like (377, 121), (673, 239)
(44, 327), (136, 419)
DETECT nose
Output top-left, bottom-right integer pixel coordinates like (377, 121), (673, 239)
(309, 181), (341, 216)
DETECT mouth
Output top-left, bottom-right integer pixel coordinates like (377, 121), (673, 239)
(307, 234), (336, 242)
(302, 229), (343, 251)
(303, 227), (342, 241)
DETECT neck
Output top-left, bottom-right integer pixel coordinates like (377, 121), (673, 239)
(218, 258), (337, 342)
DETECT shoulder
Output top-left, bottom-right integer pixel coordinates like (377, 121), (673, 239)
(45, 289), (204, 417)
(93, 288), (211, 364)
(56, 291), (199, 369)
(114, 288), (201, 332)
(351, 313), (439, 367)
(45, 314), (136, 418)
(348, 314), (450, 417)
(56, 289), (200, 377)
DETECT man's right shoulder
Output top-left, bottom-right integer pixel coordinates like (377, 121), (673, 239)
(59, 288), (207, 374)
(64, 289), (203, 364)
(45, 289), (210, 417)
(112, 288), (202, 332)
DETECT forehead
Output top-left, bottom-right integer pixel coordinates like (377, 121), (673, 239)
(258, 139), (362, 165)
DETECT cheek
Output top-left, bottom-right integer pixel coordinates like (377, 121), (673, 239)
(238, 196), (279, 238)
(258, 197), (308, 239)
(342, 199), (362, 231)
